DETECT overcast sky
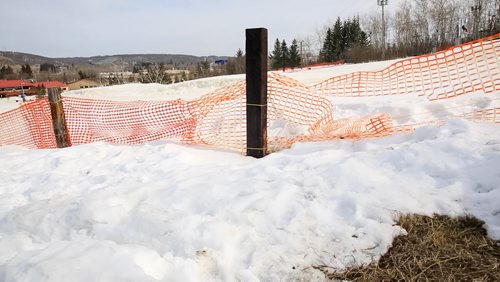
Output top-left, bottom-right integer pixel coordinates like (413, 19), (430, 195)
(1, 0), (402, 58)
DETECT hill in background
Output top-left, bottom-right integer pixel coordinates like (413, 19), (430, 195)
(0, 51), (226, 70)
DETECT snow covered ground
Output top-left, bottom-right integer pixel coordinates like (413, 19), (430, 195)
(0, 60), (499, 281)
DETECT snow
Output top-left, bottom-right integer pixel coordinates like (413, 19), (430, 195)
(0, 60), (499, 281)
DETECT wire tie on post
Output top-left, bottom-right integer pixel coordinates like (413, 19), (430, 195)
(246, 103), (267, 107)
(246, 147), (267, 151)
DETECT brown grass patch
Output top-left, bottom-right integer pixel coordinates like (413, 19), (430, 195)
(321, 214), (500, 281)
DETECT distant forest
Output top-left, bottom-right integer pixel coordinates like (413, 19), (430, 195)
(307, 0), (499, 64)
(272, 0), (499, 69)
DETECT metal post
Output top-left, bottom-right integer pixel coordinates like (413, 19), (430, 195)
(20, 82), (26, 102)
(378, 0), (388, 59)
(48, 88), (70, 148)
(246, 28), (268, 158)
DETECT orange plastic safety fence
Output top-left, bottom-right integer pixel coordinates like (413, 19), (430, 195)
(0, 73), (393, 151)
(460, 107), (500, 124)
(274, 60), (345, 73)
(313, 34), (500, 100)
(0, 35), (498, 152)
(0, 99), (56, 149)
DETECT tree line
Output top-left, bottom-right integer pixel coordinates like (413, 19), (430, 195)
(356, 0), (499, 62)
(0, 64), (33, 80)
(319, 17), (368, 63)
(3, 0), (498, 85)
(269, 39), (301, 70)
(295, 0), (499, 64)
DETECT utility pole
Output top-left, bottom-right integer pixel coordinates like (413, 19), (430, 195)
(377, 0), (388, 59)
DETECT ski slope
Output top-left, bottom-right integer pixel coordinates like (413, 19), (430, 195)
(0, 60), (499, 281)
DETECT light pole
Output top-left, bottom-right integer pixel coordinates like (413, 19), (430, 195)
(377, 0), (388, 59)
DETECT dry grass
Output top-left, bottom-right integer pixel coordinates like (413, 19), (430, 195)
(321, 214), (500, 281)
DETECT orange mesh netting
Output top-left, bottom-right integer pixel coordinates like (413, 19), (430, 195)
(0, 34), (498, 152)
(313, 34), (499, 100)
(275, 60), (345, 73)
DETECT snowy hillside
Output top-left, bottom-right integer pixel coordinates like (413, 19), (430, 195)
(0, 60), (499, 281)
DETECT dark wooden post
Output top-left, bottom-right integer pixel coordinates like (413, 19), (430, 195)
(48, 88), (70, 148)
(246, 28), (268, 158)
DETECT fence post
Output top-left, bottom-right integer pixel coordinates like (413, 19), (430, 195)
(48, 88), (70, 148)
(246, 28), (268, 158)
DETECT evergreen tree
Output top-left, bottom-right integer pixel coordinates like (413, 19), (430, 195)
(289, 39), (301, 68)
(320, 17), (368, 63)
(0, 65), (14, 79)
(78, 70), (88, 79)
(331, 18), (343, 61)
(341, 19), (351, 53)
(352, 16), (369, 46)
(236, 48), (244, 58)
(20, 64), (33, 78)
(40, 63), (57, 73)
(342, 17), (367, 51)
(280, 40), (290, 69)
(320, 28), (335, 62)
(269, 39), (283, 69)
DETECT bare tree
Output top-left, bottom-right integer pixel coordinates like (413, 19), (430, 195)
(428, 0), (458, 46)
(393, 0), (415, 50)
(362, 11), (385, 49)
(139, 63), (170, 84)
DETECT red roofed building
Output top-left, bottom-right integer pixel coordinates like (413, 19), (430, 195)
(0, 80), (35, 89)
(0, 80), (36, 98)
(0, 80), (68, 98)
(35, 81), (69, 92)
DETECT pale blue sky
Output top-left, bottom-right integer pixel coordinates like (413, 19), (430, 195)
(1, 0), (402, 57)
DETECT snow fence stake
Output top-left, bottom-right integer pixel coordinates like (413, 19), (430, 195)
(246, 27), (268, 158)
(48, 88), (70, 148)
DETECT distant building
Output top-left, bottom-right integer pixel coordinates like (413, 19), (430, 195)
(214, 59), (228, 66)
(67, 79), (102, 90)
(0, 80), (35, 97)
(0, 80), (67, 97)
(35, 81), (69, 92)
(99, 71), (134, 79)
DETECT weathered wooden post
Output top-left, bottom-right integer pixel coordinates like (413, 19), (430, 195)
(246, 28), (268, 158)
(48, 88), (70, 148)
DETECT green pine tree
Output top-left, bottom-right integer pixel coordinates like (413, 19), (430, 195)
(331, 18), (343, 61)
(289, 39), (301, 68)
(352, 16), (369, 46)
(320, 28), (334, 62)
(22, 64), (33, 77)
(280, 40), (290, 69)
(269, 39), (283, 69)
(236, 48), (243, 58)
